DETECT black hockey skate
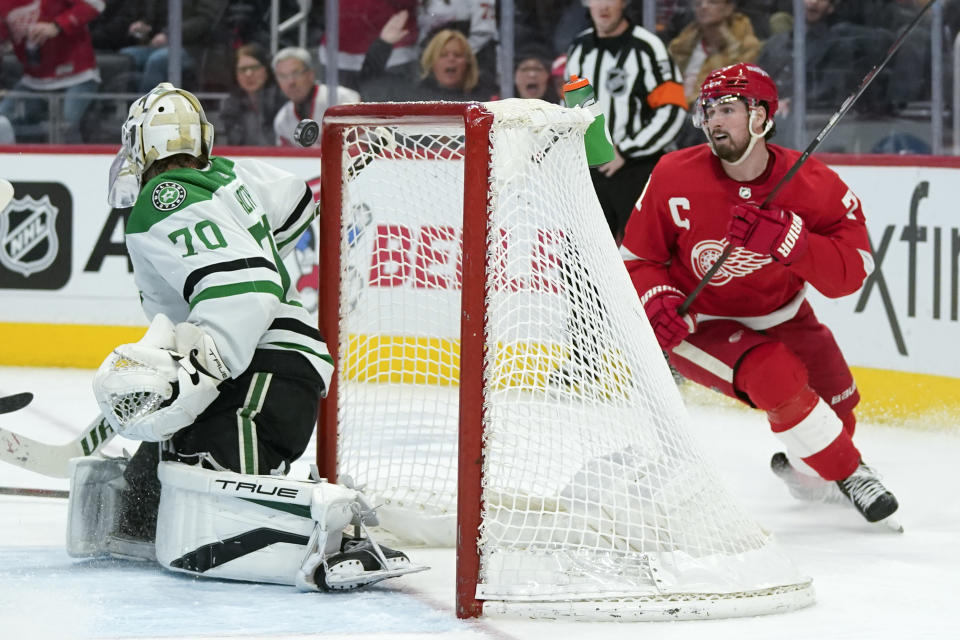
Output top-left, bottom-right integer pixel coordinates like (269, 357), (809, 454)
(314, 535), (424, 591)
(836, 461), (900, 527)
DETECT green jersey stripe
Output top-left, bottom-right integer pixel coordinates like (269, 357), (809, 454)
(189, 281), (285, 309)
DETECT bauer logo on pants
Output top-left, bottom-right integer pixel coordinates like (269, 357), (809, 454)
(0, 182), (72, 289)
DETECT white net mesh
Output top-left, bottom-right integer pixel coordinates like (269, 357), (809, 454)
(327, 99), (813, 619)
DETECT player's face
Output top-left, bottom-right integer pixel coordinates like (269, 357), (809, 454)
(275, 58), (315, 104)
(702, 97), (753, 162)
(432, 38), (469, 90)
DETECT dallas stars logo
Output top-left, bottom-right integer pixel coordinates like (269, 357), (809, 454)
(152, 181), (187, 211)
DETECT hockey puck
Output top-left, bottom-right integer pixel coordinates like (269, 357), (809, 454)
(294, 119), (320, 147)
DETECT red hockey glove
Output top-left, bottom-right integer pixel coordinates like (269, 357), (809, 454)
(644, 294), (696, 351)
(727, 203), (809, 264)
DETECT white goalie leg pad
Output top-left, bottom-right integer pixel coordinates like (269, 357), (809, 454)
(155, 462), (426, 590)
(66, 456), (156, 561)
(156, 461), (317, 585)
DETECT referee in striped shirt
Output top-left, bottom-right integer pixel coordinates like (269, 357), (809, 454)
(566, 0), (687, 243)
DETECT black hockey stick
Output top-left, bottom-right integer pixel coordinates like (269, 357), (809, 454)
(0, 392), (33, 414)
(677, 0), (937, 316)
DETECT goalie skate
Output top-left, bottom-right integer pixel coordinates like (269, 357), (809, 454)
(770, 452), (845, 504)
(314, 536), (426, 591)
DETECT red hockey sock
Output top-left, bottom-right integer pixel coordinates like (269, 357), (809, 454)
(736, 343), (860, 481)
(841, 411), (857, 437)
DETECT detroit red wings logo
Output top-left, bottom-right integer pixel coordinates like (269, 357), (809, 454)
(690, 239), (771, 286)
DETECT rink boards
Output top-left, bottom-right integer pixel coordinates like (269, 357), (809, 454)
(0, 145), (958, 427)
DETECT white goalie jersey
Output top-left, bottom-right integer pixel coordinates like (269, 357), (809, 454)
(124, 156), (332, 384)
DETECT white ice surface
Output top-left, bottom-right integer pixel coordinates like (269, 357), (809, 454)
(1, 365), (958, 640)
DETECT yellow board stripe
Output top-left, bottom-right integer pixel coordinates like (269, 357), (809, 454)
(848, 366), (960, 430)
(2, 323), (958, 429)
(0, 322), (147, 368)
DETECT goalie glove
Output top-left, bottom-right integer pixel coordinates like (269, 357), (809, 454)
(93, 314), (230, 442)
(727, 202), (809, 265)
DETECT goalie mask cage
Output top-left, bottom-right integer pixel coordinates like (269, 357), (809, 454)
(318, 100), (814, 620)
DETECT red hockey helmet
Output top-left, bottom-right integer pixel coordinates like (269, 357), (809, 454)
(695, 63), (779, 125)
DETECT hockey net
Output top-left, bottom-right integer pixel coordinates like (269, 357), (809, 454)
(318, 100), (814, 620)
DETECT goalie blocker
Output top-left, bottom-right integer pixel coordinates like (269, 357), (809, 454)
(67, 458), (427, 591)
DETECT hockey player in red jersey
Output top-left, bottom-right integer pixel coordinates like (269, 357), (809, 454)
(621, 63), (900, 528)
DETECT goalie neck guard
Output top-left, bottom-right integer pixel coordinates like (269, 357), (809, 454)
(109, 83), (214, 207)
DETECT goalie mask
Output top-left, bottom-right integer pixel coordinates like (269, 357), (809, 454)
(108, 83), (214, 207)
(693, 63), (778, 166)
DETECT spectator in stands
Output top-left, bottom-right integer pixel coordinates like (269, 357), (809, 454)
(737, 0), (795, 38)
(220, 1), (273, 49)
(361, 25), (487, 101)
(515, 0), (589, 58)
(118, 0), (229, 93)
(320, 0), (419, 92)
(88, 0), (147, 51)
(417, 28), (488, 100)
(418, 0), (498, 98)
(513, 45), (560, 103)
(668, 0), (762, 107)
(219, 43), (286, 146)
(872, 0), (960, 111)
(272, 46), (360, 146)
(0, 0), (102, 143)
(758, 0), (868, 113)
(355, 9), (419, 101)
(660, 0), (792, 41)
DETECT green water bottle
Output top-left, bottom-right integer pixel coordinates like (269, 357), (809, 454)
(562, 74), (615, 167)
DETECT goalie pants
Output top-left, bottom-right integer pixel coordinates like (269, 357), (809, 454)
(118, 349), (324, 542)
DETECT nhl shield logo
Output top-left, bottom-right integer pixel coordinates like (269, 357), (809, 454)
(739, 186), (752, 199)
(0, 194), (59, 277)
(604, 68), (628, 96)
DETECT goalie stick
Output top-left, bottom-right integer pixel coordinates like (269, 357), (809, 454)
(0, 415), (116, 478)
(677, 0), (937, 315)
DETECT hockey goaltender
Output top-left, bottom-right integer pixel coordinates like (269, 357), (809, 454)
(68, 83), (426, 590)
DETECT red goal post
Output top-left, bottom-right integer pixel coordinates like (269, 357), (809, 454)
(319, 102), (491, 617)
(317, 100), (814, 621)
